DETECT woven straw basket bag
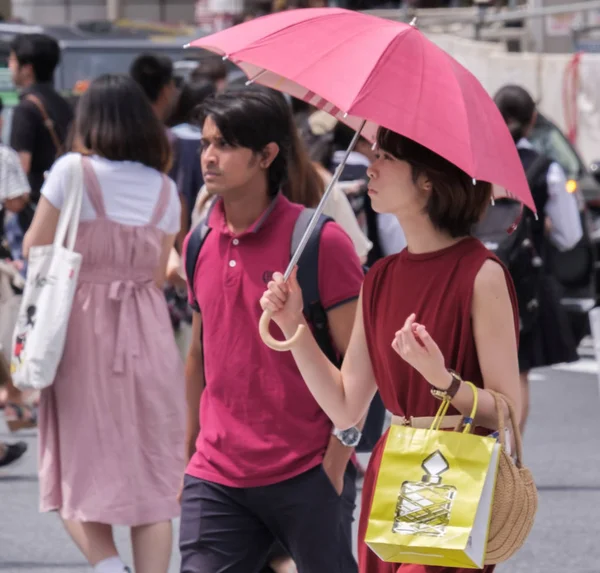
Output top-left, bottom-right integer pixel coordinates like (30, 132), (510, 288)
(484, 390), (538, 564)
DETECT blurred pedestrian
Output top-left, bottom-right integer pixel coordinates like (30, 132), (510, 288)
(130, 53), (178, 125)
(9, 33), (73, 216)
(23, 74), (185, 573)
(190, 55), (228, 93)
(168, 79), (216, 234)
(494, 84), (582, 432)
(0, 94), (38, 430)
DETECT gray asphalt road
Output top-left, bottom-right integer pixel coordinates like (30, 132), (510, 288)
(1, 362), (600, 572)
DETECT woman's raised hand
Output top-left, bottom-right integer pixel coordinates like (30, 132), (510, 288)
(259, 267), (304, 331)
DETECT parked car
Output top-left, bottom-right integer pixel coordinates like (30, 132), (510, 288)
(529, 113), (600, 343)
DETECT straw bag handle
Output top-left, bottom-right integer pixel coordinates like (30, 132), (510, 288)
(489, 390), (524, 468)
(431, 380), (478, 434)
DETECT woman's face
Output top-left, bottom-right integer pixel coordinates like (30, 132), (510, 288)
(366, 147), (429, 217)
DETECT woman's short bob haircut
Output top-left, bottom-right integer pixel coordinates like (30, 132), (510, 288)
(377, 128), (492, 238)
(74, 74), (171, 173)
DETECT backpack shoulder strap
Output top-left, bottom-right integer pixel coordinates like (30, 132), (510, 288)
(292, 208), (339, 365)
(185, 202), (216, 312)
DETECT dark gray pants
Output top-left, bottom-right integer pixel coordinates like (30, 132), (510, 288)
(180, 464), (358, 573)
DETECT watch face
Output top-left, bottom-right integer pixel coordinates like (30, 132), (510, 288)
(340, 427), (361, 447)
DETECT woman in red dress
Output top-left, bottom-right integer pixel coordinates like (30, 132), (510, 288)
(260, 127), (522, 573)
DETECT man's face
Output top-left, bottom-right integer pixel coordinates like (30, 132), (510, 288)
(200, 116), (264, 197)
(8, 52), (28, 88)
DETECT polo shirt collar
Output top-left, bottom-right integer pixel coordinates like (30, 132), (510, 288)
(209, 192), (287, 236)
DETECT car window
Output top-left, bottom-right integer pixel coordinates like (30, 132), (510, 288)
(529, 121), (582, 179)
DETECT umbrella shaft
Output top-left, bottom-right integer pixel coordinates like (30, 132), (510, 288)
(284, 119), (367, 281)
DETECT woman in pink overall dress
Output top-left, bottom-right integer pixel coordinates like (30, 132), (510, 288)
(23, 75), (185, 573)
(261, 128), (523, 573)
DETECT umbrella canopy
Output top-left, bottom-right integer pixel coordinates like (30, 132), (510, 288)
(190, 7), (535, 211)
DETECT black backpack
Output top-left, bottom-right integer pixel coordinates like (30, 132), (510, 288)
(474, 155), (552, 333)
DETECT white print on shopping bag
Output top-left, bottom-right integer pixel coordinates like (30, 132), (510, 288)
(393, 450), (457, 537)
(10, 304), (37, 373)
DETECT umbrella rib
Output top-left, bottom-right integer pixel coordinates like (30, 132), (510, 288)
(450, 65), (476, 176)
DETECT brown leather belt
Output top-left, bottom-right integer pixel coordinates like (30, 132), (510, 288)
(390, 414), (464, 429)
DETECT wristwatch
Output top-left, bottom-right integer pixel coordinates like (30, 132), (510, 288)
(430, 369), (463, 401)
(332, 426), (362, 447)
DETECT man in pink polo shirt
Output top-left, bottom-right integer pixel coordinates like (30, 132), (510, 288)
(179, 88), (364, 573)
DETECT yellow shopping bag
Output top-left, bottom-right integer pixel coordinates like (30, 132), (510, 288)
(365, 383), (500, 569)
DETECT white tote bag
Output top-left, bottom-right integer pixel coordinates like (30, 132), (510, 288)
(0, 260), (24, 362)
(11, 155), (83, 391)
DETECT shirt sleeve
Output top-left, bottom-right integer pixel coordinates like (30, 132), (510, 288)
(40, 153), (77, 209)
(318, 221), (364, 311)
(0, 146), (30, 202)
(10, 102), (38, 154)
(159, 179), (182, 235)
(544, 162), (583, 251)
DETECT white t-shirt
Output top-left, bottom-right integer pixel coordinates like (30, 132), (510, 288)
(42, 153), (181, 235)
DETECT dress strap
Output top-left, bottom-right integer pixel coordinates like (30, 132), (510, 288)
(81, 156), (107, 218)
(149, 174), (172, 227)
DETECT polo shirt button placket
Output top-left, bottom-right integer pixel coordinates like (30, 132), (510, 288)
(225, 235), (240, 286)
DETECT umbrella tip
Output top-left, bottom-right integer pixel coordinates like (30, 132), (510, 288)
(222, 55), (229, 61)
(183, 43), (190, 49)
(409, 17), (418, 27)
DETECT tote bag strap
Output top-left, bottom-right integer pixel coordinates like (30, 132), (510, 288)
(53, 155), (84, 251)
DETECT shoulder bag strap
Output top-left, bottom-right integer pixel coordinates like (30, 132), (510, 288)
(25, 94), (64, 158)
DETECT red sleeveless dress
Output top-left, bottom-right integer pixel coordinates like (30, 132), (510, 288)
(358, 237), (519, 573)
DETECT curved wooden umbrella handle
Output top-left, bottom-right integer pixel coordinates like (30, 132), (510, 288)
(259, 309), (306, 351)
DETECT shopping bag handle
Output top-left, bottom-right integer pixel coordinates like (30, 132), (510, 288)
(489, 390), (524, 468)
(430, 380), (478, 434)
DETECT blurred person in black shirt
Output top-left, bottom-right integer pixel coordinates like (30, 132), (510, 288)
(9, 34), (73, 206)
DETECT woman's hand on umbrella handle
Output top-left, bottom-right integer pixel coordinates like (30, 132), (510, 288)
(259, 268), (305, 351)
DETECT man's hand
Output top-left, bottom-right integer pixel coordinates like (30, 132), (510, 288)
(322, 444), (347, 496)
(177, 475), (185, 505)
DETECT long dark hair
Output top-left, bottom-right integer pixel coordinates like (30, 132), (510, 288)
(266, 89), (324, 207)
(494, 85), (536, 144)
(74, 74), (171, 172)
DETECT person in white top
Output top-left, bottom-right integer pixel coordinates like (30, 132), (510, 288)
(515, 137), (582, 251)
(0, 96), (31, 467)
(22, 74), (184, 573)
(494, 84), (583, 433)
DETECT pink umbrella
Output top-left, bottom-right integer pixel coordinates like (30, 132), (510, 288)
(189, 8), (535, 350)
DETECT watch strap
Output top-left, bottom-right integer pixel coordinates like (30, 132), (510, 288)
(431, 369), (462, 400)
